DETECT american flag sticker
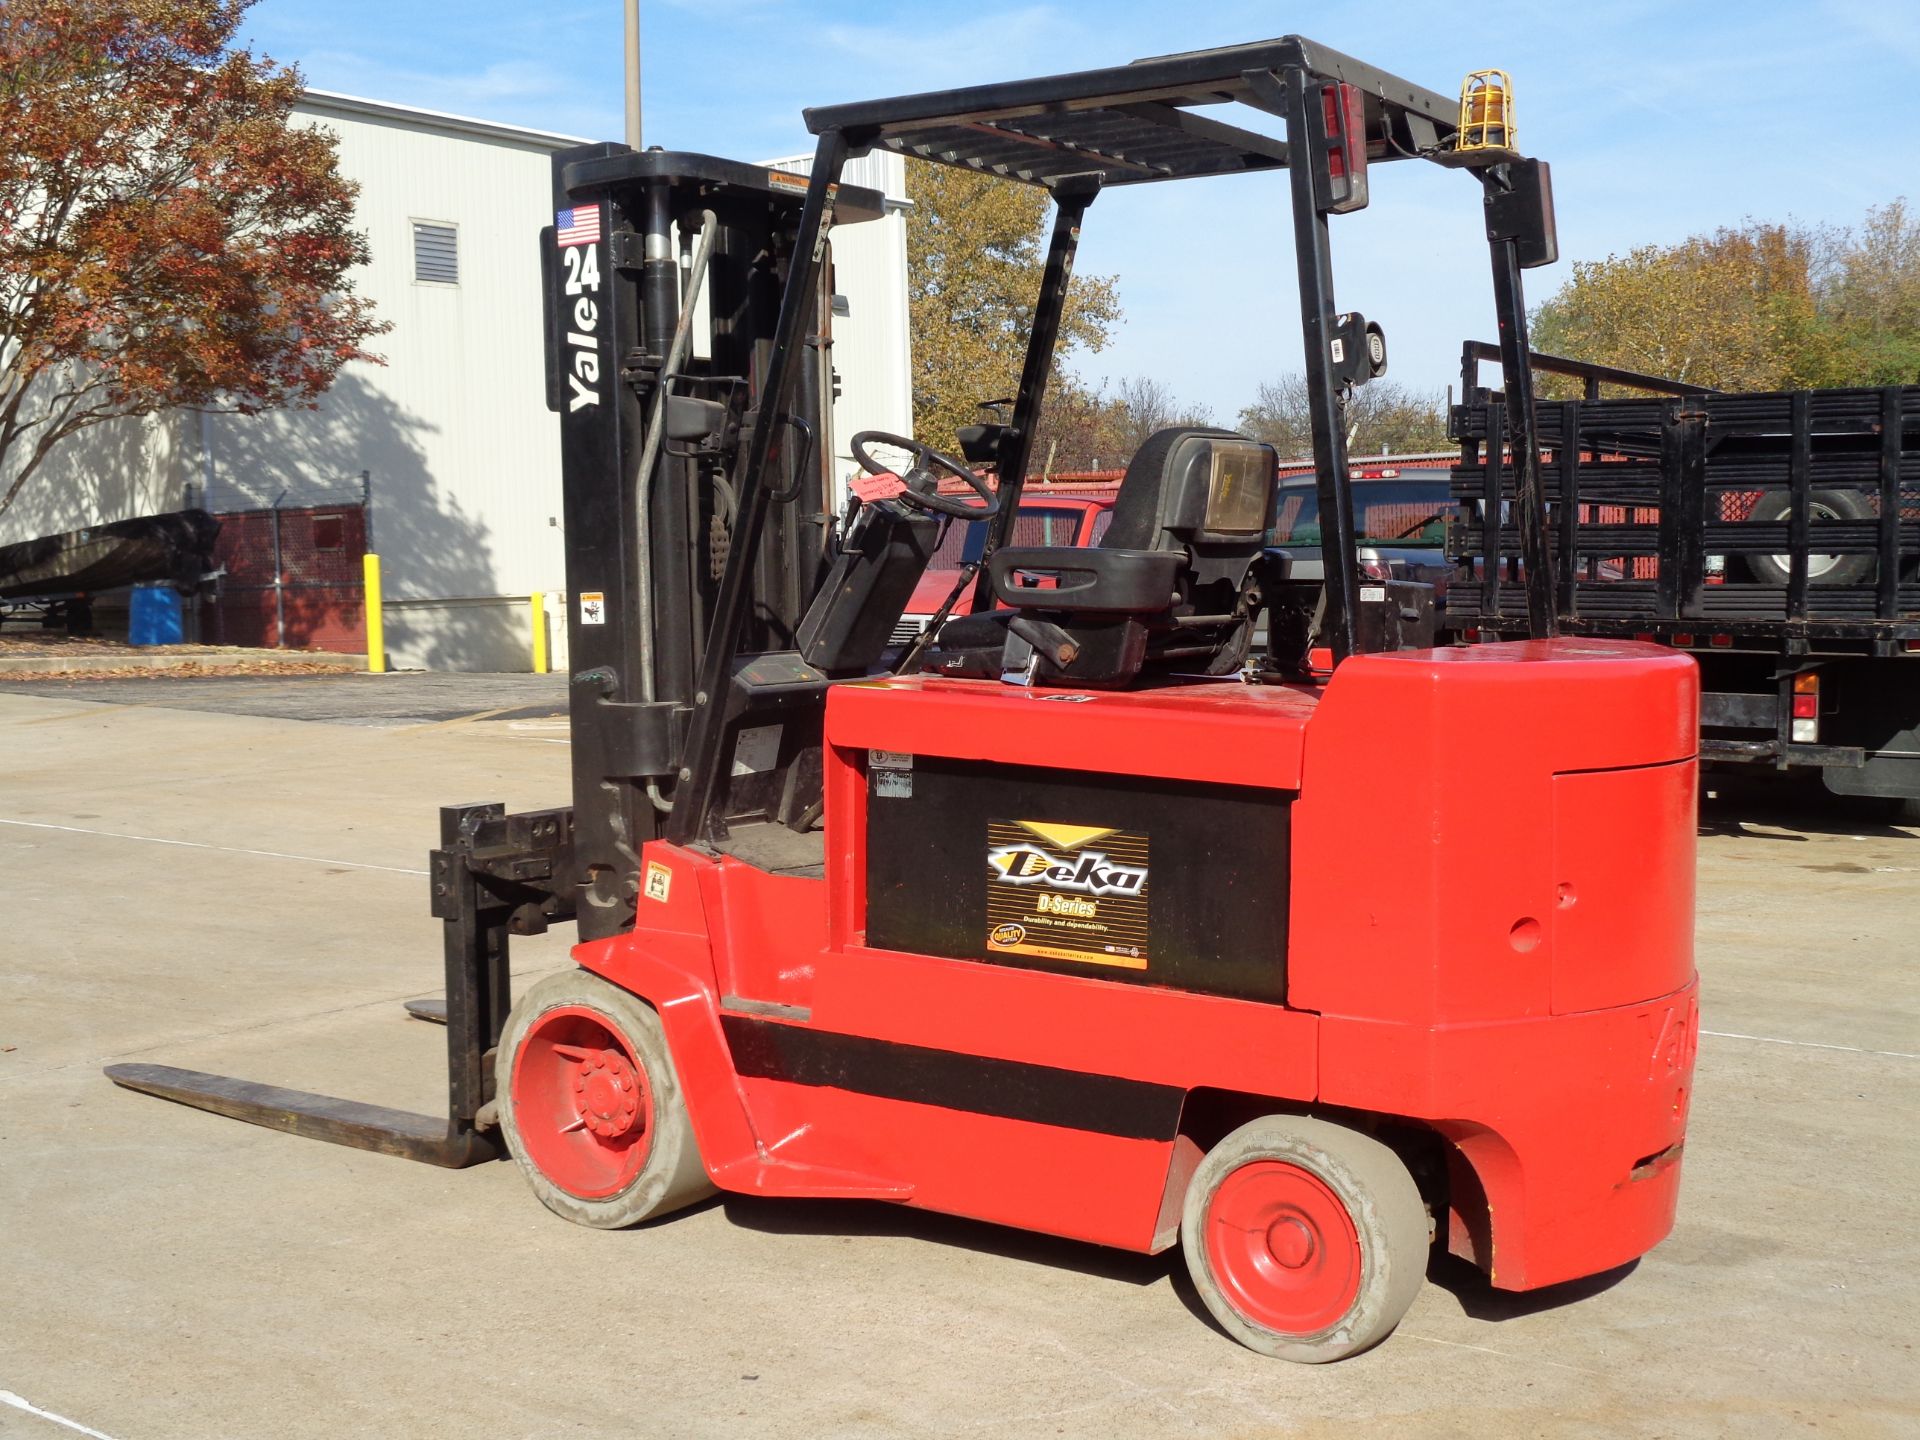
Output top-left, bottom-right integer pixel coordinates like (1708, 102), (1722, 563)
(556, 205), (601, 246)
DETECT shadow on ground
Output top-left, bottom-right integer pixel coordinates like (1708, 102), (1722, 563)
(1699, 771), (1918, 841)
(717, 1186), (1642, 1343)
(719, 1192), (1175, 1288)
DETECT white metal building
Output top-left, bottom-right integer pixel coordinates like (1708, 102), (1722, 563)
(0, 94), (913, 671)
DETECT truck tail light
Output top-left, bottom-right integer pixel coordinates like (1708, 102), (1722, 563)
(1316, 83), (1369, 213)
(1790, 672), (1819, 743)
(1360, 555), (1393, 581)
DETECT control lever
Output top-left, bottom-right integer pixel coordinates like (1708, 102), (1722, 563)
(1002, 616), (1082, 686)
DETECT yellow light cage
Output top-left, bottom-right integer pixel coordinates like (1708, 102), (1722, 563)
(1458, 70), (1515, 153)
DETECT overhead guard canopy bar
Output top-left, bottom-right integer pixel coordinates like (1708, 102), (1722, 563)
(804, 36), (1458, 189)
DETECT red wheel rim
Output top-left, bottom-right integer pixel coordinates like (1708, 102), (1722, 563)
(1204, 1159), (1362, 1336)
(510, 1005), (655, 1199)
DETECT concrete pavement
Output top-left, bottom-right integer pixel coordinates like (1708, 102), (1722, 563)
(0, 690), (1915, 1439)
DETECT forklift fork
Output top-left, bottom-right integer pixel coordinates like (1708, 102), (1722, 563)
(106, 803), (575, 1169)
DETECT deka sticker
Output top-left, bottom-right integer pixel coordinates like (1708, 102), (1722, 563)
(984, 820), (1150, 970)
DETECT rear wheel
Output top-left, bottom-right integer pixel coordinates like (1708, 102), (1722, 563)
(1181, 1116), (1428, 1362)
(497, 968), (714, 1228)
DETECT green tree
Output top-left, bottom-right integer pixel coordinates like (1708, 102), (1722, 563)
(1817, 199), (1920, 385)
(0, 0), (386, 516)
(1528, 203), (1920, 394)
(1237, 376), (1449, 460)
(905, 159), (1120, 457)
(1529, 224), (1830, 393)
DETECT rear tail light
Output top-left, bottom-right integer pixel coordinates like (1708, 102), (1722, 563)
(1709, 634), (1733, 648)
(1790, 671), (1820, 744)
(1359, 555), (1393, 581)
(1672, 633), (1695, 647)
(1315, 83), (1370, 213)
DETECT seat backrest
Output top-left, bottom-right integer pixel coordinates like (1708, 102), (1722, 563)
(926, 428), (1279, 689)
(1097, 427), (1278, 562)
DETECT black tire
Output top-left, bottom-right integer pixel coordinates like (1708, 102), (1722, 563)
(496, 968), (714, 1229)
(1742, 488), (1873, 585)
(1181, 1116), (1428, 1363)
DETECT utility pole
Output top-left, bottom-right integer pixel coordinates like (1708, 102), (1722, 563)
(624, 0), (642, 148)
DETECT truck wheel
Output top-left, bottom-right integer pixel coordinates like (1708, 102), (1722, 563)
(1743, 489), (1873, 585)
(497, 968), (714, 1229)
(1181, 1116), (1428, 1362)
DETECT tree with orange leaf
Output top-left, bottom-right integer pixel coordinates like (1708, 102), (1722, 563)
(0, 0), (386, 517)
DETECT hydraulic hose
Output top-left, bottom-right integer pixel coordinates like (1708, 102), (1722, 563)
(634, 208), (718, 812)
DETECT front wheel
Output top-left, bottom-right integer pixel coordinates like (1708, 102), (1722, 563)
(496, 968), (715, 1229)
(1181, 1116), (1428, 1362)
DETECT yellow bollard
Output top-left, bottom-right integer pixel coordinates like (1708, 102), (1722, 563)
(530, 591), (549, 674)
(363, 553), (386, 673)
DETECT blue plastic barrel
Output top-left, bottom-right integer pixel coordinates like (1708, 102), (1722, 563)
(128, 584), (184, 646)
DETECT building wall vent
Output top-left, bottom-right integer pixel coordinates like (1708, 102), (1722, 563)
(413, 221), (458, 284)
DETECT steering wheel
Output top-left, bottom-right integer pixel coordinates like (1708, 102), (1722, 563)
(850, 430), (1000, 520)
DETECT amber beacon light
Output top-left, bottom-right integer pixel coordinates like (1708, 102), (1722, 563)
(1458, 69), (1515, 153)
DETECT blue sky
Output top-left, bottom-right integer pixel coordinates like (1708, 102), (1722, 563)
(242, 1), (1920, 418)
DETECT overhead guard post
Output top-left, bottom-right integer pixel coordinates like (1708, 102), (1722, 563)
(1277, 66), (1363, 664)
(666, 128), (850, 846)
(969, 176), (1100, 613)
(1484, 170), (1558, 640)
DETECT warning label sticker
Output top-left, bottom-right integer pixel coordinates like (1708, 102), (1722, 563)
(985, 820), (1149, 970)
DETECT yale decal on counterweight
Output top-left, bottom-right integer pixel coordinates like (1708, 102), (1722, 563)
(986, 820), (1149, 970)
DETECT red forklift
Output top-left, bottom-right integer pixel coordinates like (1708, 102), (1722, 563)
(109, 39), (1698, 1362)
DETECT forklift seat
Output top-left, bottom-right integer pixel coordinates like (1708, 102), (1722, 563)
(927, 427), (1278, 686)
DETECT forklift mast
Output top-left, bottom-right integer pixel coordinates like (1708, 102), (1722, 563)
(539, 149), (885, 938)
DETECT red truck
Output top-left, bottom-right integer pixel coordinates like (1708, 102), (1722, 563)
(897, 456), (1460, 643)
